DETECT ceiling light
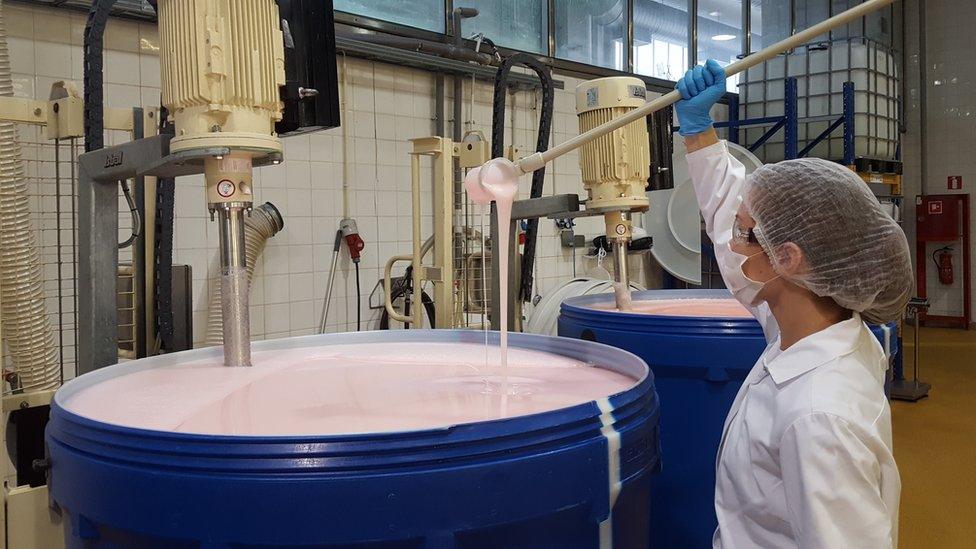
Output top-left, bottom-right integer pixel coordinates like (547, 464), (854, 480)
(709, 11), (721, 17)
(712, 34), (737, 41)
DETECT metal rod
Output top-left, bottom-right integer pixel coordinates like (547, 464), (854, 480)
(319, 229), (343, 333)
(913, 308), (920, 384)
(516, 0), (896, 175)
(612, 240), (632, 311)
(55, 138), (64, 374)
(217, 206), (251, 367)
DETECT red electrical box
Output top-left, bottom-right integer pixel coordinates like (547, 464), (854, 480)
(916, 195), (962, 241)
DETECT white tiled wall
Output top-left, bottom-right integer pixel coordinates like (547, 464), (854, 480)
(902, 0), (976, 324)
(9, 3), (654, 349)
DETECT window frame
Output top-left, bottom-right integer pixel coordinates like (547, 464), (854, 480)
(333, 0), (898, 93)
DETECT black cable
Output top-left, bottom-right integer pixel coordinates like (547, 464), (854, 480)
(355, 262), (362, 331)
(118, 181), (141, 249)
(84, 0), (116, 153)
(153, 177), (176, 351)
(85, 2), (145, 252)
(379, 266), (436, 329)
(490, 53), (554, 303)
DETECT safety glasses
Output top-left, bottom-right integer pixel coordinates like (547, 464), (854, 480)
(732, 217), (760, 247)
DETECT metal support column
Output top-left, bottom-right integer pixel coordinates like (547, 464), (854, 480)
(784, 77), (798, 159)
(728, 94), (740, 145)
(77, 160), (121, 375)
(842, 81), (855, 166)
(489, 194), (580, 331)
(432, 138), (455, 329)
(130, 108), (147, 359)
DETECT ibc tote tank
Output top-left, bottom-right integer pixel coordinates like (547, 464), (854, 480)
(558, 289), (898, 548)
(46, 330), (661, 548)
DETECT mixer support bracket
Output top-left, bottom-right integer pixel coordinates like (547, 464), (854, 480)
(490, 194), (580, 331)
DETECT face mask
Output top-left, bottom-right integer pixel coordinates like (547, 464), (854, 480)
(722, 243), (780, 307)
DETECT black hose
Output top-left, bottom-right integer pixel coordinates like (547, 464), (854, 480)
(379, 266), (436, 330)
(117, 181), (141, 249)
(490, 53), (554, 303)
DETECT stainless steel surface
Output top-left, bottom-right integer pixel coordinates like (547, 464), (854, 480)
(612, 240), (632, 311)
(319, 235), (341, 333)
(217, 206), (248, 270)
(216, 205), (251, 367)
(219, 266), (251, 368)
(77, 165), (122, 374)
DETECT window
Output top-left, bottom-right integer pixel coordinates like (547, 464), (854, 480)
(632, 0), (689, 81)
(456, 1), (548, 54)
(697, 0), (743, 92)
(554, 0), (626, 70)
(333, 0), (445, 33)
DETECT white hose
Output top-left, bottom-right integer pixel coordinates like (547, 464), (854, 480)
(204, 203), (283, 347)
(0, 0), (59, 391)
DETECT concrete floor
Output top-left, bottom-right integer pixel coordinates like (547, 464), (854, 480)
(893, 326), (976, 548)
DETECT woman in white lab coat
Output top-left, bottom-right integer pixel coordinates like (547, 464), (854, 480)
(675, 60), (913, 548)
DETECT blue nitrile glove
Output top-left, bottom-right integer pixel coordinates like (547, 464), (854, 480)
(675, 59), (727, 136)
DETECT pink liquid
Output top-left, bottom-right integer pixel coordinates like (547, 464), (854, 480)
(61, 342), (634, 436)
(464, 159), (520, 402)
(590, 298), (752, 318)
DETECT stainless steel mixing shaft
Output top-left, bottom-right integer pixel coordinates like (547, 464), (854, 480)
(217, 204), (252, 367)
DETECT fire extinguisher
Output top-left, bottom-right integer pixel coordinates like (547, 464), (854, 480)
(933, 246), (954, 285)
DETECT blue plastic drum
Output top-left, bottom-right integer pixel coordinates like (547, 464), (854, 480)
(47, 330), (661, 548)
(558, 289), (898, 548)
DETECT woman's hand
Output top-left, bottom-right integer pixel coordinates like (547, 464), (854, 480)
(675, 59), (727, 136)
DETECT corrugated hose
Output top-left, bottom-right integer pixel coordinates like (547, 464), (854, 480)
(0, 0), (60, 391)
(204, 203), (284, 346)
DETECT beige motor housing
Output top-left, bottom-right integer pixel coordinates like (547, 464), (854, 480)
(158, 0), (285, 158)
(575, 76), (651, 217)
(156, 0), (287, 367)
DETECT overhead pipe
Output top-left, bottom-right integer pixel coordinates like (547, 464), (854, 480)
(0, 0), (60, 391)
(204, 203), (284, 347)
(343, 30), (495, 66)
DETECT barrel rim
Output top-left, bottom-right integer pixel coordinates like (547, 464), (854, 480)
(561, 289), (755, 320)
(52, 330), (653, 445)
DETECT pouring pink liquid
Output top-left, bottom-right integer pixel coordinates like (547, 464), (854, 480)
(464, 159), (521, 400)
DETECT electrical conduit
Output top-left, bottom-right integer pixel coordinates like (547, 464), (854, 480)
(0, 0), (60, 391)
(204, 203), (284, 346)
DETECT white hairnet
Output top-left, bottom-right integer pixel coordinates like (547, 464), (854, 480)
(745, 158), (912, 324)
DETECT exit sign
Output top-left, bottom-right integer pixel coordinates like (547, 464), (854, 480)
(948, 175), (963, 190)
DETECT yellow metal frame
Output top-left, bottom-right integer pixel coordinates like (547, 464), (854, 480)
(383, 135), (490, 329)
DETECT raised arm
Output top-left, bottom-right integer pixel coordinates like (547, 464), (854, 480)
(676, 61), (778, 338)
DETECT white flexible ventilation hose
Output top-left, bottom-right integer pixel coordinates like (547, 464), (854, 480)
(525, 278), (645, 337)
(204, 203), (283, 346)
(0, 0), (59, 391)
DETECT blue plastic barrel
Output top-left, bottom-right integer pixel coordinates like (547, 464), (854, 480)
(558, 289), (899, 549)
(47, 330), (660, 548)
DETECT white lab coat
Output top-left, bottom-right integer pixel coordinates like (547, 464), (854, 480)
(686, 141), (900, 549)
